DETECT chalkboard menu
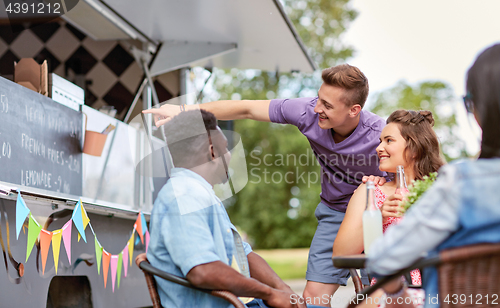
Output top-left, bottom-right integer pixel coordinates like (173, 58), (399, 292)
(0, 77), (82, 195)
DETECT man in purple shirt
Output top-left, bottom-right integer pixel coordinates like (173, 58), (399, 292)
(144, 64), (385, 307)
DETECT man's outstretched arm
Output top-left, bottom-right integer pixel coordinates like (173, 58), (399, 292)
(186, 260), (305, 308)
(143, 100), (271, 127)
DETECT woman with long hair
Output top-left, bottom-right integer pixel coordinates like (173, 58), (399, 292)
(332, 109), (444, 308)
(333, 109), (444, 258)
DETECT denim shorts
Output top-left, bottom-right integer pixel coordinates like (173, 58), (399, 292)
(305, 202), (369, 285)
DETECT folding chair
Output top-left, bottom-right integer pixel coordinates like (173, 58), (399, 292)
(333, 243), (500, 308)
(347, 261), (419, 294)
(135, 253), (245, 308)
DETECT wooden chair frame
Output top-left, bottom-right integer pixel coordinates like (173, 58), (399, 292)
(135, 253), (246, 308)
(334, 243), (500, 308)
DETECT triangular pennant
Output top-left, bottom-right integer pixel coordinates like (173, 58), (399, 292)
(95, 236), (102, 275)
(16, 191), (30, 240)
(122, 245), (129, 277)
(72, 201), (86, 243)
(81, 201), (90, 228)
(62, 220), (72, 264)
(26, 214), (42, 262)
(117, 252), (123, 289)
(71, 199), (80, 219)
(79, 200), (90, 242)
(110, 255), (119, 292)
(134, 214), (144, 244)
(102, 250), (111, 288)
(127, 234), (134, 266)
(140, 212), (147, 235)
(72, 200), (81, 242)
(40, 229), (53, 274)
(145, 230), (150, 253)
(51, 229), (62, 274)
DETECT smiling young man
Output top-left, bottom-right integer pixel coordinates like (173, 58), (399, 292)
(144, 64), (386, 306)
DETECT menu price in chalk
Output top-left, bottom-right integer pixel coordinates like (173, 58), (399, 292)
(0, 76), (83, 196)
(20, 133), (81, 173)
(20, 169), (71, 194)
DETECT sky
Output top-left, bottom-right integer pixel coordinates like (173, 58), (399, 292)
(342, 0), (500, 154)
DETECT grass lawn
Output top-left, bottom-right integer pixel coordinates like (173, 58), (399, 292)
(254, 248), (309, 280)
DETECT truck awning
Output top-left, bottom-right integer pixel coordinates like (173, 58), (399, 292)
(61, 0), (317, 76)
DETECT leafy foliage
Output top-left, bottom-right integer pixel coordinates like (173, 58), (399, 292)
(369, 80), (467, 161)
(227, 119), (322, 248)
(282, 0), (357, 69)
(401, 172), (438, 213)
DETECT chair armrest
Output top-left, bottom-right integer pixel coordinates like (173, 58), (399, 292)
(136, 254), (246, 308)
(333, 254), (367, 269)
(333, 255), (368, 293)
(139, 261), (197, 289)
(346, 256), (440, 308)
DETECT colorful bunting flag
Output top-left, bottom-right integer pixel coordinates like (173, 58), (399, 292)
(16, 191), (30, 240)
(15, 195), (151, 289)
(140, 211), (147, 235)
(62, 220), (72, 264)
(78, 201), (90, 242)
(40, 229), (53, 274)
(117, 253), (123, 289)
(26, 214), (42, 262)
(111, 255), (119, 292)
(134, 215), (143, 244)
(127, 234), (134, 266)
(102, 250), (111, 288)
(81, 202), (90, 227)
(122, 245), (129, 277)
(95, 236), (103, 274)
(51, 229), (62, 274)
(72, 200), (87, 243)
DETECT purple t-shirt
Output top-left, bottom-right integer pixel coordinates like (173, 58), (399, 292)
(269, 97), (385, 212)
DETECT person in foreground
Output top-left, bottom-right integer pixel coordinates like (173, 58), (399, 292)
(145, 64), (386, 306)
(365, 44), (500, 308)
(333, 109), (444, 307)
(147, 109), (322, 308)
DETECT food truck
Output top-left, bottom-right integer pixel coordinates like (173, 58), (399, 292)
(0, 0), (315, 306)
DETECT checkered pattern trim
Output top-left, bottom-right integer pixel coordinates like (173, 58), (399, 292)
(0, 21), (177, 119)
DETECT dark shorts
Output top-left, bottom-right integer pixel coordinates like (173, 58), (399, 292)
(306, 202), (369, 285)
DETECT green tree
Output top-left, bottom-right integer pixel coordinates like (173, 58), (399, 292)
(369, 80), (467, 161)
(200, 0), (358, 248)
(283, 0), (357, 69)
